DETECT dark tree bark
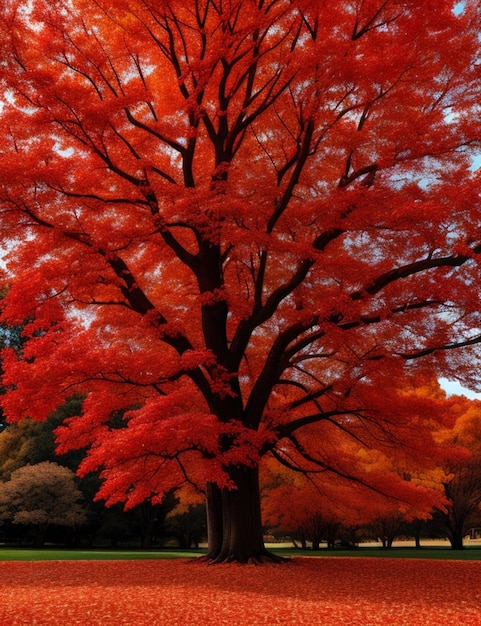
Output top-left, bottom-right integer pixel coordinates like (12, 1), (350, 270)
(410, 519), (424, 549)
(325, 522), (341, 550)
(206, 464), (286, 563)
(370, 515), (403, 549)
(205, 481), (224, 560)
(437, 462), (481, 550)
(448, 529), (465, 550)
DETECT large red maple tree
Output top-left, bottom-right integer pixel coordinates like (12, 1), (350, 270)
(0, 0), (480, 562)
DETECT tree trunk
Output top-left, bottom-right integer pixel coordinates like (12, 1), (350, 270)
(206, 464), (286, 563)
(33, 523), (48, 548)
(412, 519), (423, 548)
(448, 528), (465, 550)
(325, 523), (340, 550)
(205, 481), (223, 560)
(444, 515), (465, 550)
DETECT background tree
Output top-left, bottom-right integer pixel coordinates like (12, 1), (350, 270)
(262, 429), (449, 550)
(168, 503), (207, 549)
(432, 397), (481, 549)
(437, 460), (481, 549)
(1, 1), (480, 562)
(0, 396), (83, 481)
(0, 397), (183, 547)
(0, 461), (86, 546)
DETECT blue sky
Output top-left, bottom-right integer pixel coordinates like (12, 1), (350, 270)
(439, 378), (481, 400)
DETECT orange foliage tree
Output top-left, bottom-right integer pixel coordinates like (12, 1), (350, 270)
(261, 379), (457, 549)
(0, 1), (480, 562)
(432, 396), (481, 548)
(261, 460), (373, 549)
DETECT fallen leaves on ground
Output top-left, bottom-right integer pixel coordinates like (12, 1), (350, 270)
(0, 557), (480, 625)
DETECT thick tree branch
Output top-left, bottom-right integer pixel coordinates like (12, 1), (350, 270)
(352, 247), (481, 300)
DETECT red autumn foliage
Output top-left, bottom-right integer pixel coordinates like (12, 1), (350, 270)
(1, 0), (481, 561)
(1, 558), (481, 625)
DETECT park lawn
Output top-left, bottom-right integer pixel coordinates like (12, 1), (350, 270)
(0, 547), (201, 561)
(0, 558), (480, 625)
(2, 544), (481, 560)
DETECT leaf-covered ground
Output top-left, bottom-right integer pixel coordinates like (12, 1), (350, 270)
(0, 557), (480, 625)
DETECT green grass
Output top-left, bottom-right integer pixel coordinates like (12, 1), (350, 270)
(1, 544), (481, 561)
(276, 546), (481, 560)
(0, 547), (206, 561)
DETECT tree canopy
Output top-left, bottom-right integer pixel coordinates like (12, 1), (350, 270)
(0, 0), (480, 561)
(0, 461), (86, 545)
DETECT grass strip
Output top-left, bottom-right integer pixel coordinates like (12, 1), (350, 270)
(1, 545), (481, 561)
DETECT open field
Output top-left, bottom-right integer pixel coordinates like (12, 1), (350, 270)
(1, 557), (480, 625)
(2, 541), (481, 561)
